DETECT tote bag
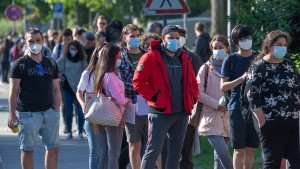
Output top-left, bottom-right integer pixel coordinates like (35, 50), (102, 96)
(85, 75), (123, 126)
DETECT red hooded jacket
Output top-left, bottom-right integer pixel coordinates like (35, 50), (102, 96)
(132, 40), (198, 115)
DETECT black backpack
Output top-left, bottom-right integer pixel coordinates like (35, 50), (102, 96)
(240, 59), (266, 123)
(224, 52), (259, 106)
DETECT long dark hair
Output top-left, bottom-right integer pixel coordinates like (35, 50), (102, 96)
(93, 43), (120, 93)
(63, 40), (86, 61)
(86, 43), (106, 82)
(255, 30), (291, 62)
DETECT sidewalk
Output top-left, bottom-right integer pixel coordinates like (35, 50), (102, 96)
(0, 82), (89, 169)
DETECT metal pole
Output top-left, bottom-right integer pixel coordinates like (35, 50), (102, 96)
(12, 0), (16, 33)
(227, 0), (231, 46)
(183, 0), (187, 30)
(56, 18), (60, 31)
(163, 16), (167, 27)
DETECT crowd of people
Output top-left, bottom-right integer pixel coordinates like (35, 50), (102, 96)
(3, 14), (300, 169)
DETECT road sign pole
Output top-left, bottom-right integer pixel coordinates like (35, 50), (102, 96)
(163, 16), (167, 27)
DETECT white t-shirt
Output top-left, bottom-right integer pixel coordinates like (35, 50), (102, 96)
(77, 69), (94, 92)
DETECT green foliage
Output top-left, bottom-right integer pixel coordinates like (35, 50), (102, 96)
(193, 137), (262, 169)
(0, 18), (23, 36)
(290, 53), (300, 72)
(231, 0), (300, 53)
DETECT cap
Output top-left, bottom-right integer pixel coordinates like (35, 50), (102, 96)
(84, 32), (95, 41)
(162, 25), (180, 36)
(175, 25), (187, 35)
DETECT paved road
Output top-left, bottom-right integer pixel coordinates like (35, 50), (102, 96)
(0, 82), (90, 169)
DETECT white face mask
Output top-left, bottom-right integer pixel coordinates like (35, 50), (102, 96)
(29, 44), (43, 55)
(69, 49), (78, 57)
(239, 39), (252, 50)
(115, 59), (121, 68)
(179, 36), (186, 48)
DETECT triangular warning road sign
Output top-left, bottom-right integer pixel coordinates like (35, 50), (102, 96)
(142, 0), (191, 16)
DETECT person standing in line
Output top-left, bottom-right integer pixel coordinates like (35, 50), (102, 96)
(194, 22), (212, 63)
(247, 30), (300, 168)
(132, 25), (198, 169)
(83, 32), (96, 63)
(11, 37), (24, 62)
(1, 34), (14, 83)
(77, 44), (108, 169)
(118, 24), (147, 169)
(93, 43), (132, 169)
(51, 28), (73, 61)
(140, 33), (161, 52)
(96, 15), (108, 33)
(220, 24), (259, 169)
(56, 40), (88, 140)
(158, 25), (202, 169)
(198, 35), (233, 169)
(149, 22), (163, 36)
(7, 27), (61, 169)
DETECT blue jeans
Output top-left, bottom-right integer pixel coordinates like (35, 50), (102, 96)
(63, 89), (84, 133)
(100, 123), (124, 169)
(84, 121), (108, 169)
(207, 136), (233, 169)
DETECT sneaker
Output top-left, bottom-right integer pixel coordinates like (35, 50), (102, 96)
(78, 133), (84, 140)
(66, 132), (73, 140)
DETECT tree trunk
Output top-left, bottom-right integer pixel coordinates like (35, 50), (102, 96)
(210, 0), (227, 36)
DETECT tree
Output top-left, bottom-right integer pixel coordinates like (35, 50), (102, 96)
(210, 0), (226, 36)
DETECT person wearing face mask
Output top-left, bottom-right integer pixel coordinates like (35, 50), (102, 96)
(132, 25), (198, 169)
(247, 30), (300, 168)
(8, 28), (61, 169)
(118, 24), (148, 169)
(83, 32), (96, 63)
(220, 24), (260, 169)
(196, 35), (233, 169)
(158, 25), (202, 169)
(56, 40), (88, 140)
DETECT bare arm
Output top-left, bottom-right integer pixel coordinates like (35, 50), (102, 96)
(52, 79), (61, 110)
(8, 78), (20, 128)
(76, 90), (85, 110)
(220, 73), (247, 92)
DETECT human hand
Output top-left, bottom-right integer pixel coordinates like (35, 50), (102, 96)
(7, 113), (19, 129)
(217, 105), (226, 112)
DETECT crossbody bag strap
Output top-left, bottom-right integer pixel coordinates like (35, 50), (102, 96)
(203, 63), (209, 93)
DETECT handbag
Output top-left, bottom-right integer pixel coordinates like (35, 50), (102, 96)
(84, 75), (123, 126)
(188, 63), (209, 128)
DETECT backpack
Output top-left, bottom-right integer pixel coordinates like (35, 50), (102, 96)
(224, 52), (259, 106)
(240, 59), (266, 123)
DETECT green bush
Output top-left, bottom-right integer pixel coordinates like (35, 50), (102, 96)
(231, 0), (300, 53)
(0, 18), (24, 37)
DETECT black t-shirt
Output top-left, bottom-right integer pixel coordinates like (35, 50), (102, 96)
(10, 56), (59, 112)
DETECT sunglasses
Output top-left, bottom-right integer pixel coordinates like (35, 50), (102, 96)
(36, 63), (44, 76)
(99, 23), (106, 25)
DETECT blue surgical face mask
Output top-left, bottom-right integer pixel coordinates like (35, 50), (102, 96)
(166, 39), (180, 53)
(273, 46), (287, 59)
(129, 37), (140, 49)
(213, 49), (227, 60)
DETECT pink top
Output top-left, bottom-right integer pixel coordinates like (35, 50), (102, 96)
(197, 62), (230, 137)
(102, 72), (127, 106)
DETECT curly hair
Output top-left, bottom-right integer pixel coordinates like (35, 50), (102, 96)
(140, 33), (161, 48)
(255, 30), (291, 61)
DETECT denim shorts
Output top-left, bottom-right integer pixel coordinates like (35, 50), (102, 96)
(18, 108), (60, 151)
